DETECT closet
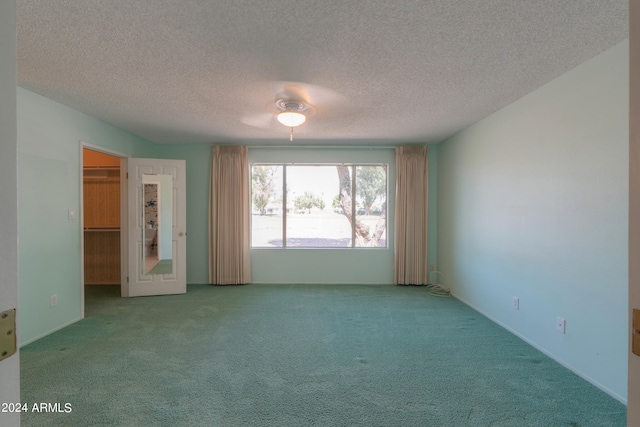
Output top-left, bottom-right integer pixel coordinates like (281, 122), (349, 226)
(83, 149), (121, 284)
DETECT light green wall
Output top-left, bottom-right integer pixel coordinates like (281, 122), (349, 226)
(151, 145), (439, 285)
(436, 40), (628, 402)
(15, 90), (436, 339)
(17, 87), (159, 345)
(17, 93), (440, 322)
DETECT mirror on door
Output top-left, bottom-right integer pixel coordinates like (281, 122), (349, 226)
(142, 173), (173, 275)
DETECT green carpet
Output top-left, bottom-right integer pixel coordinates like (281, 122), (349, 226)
(148, 259), (173, 275)
(20, 284), (626, 426)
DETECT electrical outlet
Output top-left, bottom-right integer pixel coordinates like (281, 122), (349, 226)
(50, 295), (58, 308)
(556, 317), (566, 334)
(512, 297), (519, 310)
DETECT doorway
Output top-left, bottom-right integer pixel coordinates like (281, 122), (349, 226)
(80, 147), (188, 310)
(81, 145), (126, 316)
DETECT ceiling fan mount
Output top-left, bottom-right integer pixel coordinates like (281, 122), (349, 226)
(275, 98), (309, 114)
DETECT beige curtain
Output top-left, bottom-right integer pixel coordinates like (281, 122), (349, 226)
(209, 145), (251, 284)
(394, 146), (428, 285)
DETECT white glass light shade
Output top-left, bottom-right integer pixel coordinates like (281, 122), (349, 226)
(277, 111), (306, 127)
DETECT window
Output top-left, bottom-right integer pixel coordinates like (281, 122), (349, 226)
(251, 164), (387, 248)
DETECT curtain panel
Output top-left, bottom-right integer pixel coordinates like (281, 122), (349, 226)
(394, 146), (428, 285)
(209, 145), (251, 284)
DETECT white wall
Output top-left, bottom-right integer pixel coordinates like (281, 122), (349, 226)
(437, 40), (629, 402)
(0, 1), (20, 426)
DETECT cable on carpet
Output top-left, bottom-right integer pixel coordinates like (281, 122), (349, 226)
(426, 271), (450, 297)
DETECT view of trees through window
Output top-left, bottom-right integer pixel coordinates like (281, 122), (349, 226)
(251, 164), (387, 248)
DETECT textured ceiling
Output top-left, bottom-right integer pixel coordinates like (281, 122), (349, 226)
(17, 0), (628, 146)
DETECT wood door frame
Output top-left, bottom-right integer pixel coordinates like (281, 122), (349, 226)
(79, 142), (129, 317)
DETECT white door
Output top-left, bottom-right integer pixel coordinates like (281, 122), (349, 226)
(124, 158), (187, 297)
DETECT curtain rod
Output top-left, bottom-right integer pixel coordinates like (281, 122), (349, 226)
(246, 145), (399, 149)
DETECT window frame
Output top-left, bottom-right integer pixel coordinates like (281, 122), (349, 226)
(250, 162), (388, 249)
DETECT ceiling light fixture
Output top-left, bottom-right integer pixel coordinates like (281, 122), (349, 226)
(277, 111), (306, 127)
(275, 99), (308, 141)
